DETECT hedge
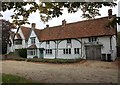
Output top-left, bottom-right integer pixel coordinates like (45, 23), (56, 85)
(26, 58), (82, 64)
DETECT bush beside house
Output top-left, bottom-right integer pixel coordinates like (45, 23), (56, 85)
(17, 49), (27, 58)
(27, 58), (82, 64)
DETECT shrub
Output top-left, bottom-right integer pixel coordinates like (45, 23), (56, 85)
(27, 58), (81, 64)
(17, 49), (27, 58)
(33, 56), (38, 58)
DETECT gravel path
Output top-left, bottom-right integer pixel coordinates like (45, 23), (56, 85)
(1, 60), (119, 83)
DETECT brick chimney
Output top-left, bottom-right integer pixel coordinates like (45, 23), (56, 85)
(31, 23), (36, 29)
(108, 9), (112, 19)
(62, 19), (66, 26)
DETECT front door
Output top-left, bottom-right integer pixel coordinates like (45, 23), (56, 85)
(39, 49), (44, 58)
(85, 45), (101, 60)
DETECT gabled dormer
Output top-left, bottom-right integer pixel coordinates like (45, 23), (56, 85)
(27, 23), (41, 49)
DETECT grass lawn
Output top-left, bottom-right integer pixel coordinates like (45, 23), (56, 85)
(2, 74), (33, 83)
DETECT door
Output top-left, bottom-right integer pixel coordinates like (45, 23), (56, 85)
(85, 45), (101, 60)
(39, 48), (44, 58)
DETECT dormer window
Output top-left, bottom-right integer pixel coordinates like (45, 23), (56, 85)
(46, 41), (50, 44)
(31, 37), (35, 44)
(88, 37), (97, 42)
(67, 39), (71, 44)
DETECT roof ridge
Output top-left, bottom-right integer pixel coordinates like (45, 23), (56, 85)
(41, 15), (116, 30)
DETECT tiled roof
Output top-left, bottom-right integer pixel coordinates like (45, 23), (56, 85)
(27, 44), (37, 49)
(34, 29), (42, 41)
(16, 15), (116, 41)
(38, 15), (116, 41)
(20, 26), (31, 40)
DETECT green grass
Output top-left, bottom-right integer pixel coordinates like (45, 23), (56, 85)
(2, 74), (33, 83)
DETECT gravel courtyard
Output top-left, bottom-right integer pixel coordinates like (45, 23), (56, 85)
(1, 59), (119, 83)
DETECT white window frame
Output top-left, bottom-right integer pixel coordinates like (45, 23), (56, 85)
(28, 49), (36, 55)
(31, 37), (36, 44)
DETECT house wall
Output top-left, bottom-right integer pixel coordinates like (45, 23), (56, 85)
(81, 38), (88, 59)
(57, 39), (82, 59)
(40, 41), (56, 59)
(111, 35), (117, 60)
(27, 30), (40, 48)
(26, 27), (116, 61)
(14, 28), (26, 50)
(14, 35), (23, 50)
(98, 36), (111, 54)
(27, 29), (40, 58)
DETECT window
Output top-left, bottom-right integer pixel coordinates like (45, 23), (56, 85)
(74, 48), (80, 54)
(15, 49), (19, 52)
(14, 39), (22, 45)
(88, 37), (97, 42)
(31, 37), (35, 44)
(63, 48), (71, 54)
(46, 41), (50, 44)
(46, 49), (52, 54)
(67, 39), (71, 44)
(28, 50), (36, 55)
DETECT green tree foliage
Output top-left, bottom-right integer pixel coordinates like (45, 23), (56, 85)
(17, 48), (27, 58)
(1, 1), (119, 26)
(1, 20), (15, 54)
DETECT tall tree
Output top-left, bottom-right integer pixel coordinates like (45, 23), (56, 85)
(1, 20), (15, 54)
(1, 1), (119, 26)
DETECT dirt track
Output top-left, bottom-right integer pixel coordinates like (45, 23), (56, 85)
(1, 60), (119, 83)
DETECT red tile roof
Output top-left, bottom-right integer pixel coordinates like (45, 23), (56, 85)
(16, 15), (116, 41)
(39, 15), (116, 41)
(20, 26), (31, 40)
(27, 44), (37, 49)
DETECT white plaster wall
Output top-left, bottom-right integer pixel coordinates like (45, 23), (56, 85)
(14, 28), (26, 49)
(98, 36), (111, 54)
(81, 36), (117, 61)
(111, 35), (117, 60)
(14, 35), (23, 49)
(81, 38), (88, 59)
(40, 41), (56, 59)
(57, 39), (82, 59)
(27, 30), (40, 48)
(27, 30), (40, 58)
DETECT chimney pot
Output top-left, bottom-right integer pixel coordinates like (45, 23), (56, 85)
(46, 24), (49, 28)
(31, 23), (36, 29)
(108, 9), (112, 19)
(62, 19), (66, 26)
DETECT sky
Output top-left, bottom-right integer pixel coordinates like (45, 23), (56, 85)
(1, 1), (120, 31)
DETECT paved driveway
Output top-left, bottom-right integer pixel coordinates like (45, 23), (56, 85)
(1, 60), (119, 83)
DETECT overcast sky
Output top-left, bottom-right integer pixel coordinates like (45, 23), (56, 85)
(1, 1), (120, 31)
